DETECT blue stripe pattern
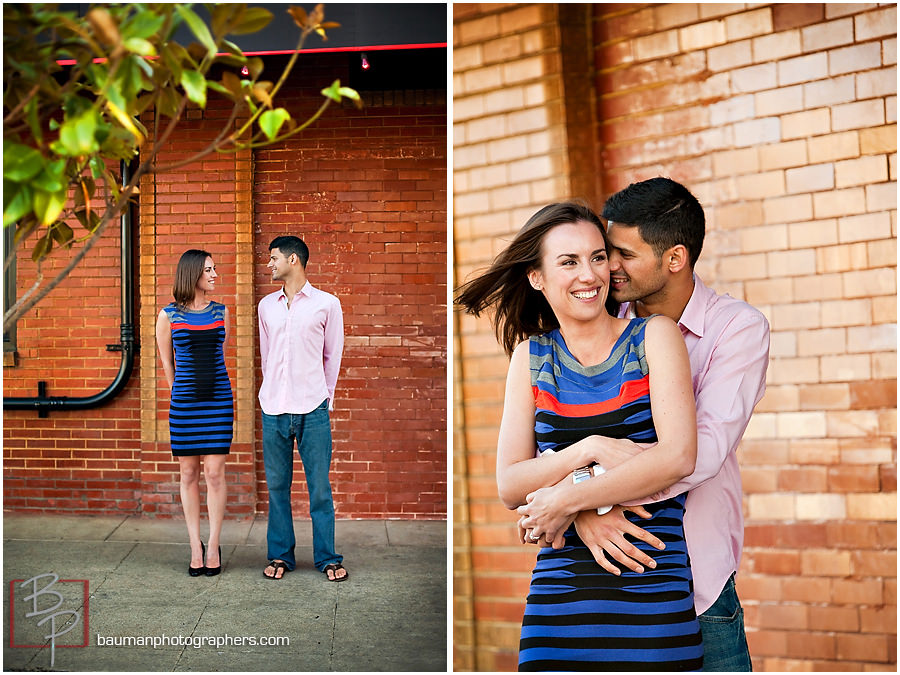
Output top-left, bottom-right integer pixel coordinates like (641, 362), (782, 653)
(164, 302), (233, 456)
(519, 322), (703, 671)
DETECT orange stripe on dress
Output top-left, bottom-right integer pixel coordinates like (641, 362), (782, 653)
(170, 320), (225, 330)
(533, 375), (650, 417)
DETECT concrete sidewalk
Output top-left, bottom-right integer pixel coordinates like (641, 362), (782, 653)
(2, 514), (447, 672)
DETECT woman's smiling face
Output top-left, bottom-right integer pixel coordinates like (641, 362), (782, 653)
(528, 220), (610, 323)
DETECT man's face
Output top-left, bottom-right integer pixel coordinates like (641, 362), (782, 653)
(267, 247), (293, 281)
(606, 222), (668, 304)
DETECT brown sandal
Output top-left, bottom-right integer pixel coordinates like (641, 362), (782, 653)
(323, 563), (348, 582)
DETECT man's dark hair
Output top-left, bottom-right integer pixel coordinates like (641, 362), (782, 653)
(601, 177), (705, 268)
(269, 235), (309, 268)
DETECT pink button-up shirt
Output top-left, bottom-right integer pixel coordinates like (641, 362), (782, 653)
(622, 274), (770, 614)
(258, 281), (344, 415)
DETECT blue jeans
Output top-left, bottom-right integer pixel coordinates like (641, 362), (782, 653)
(262, 401), (342, 572)
(699, 573), (752, 671)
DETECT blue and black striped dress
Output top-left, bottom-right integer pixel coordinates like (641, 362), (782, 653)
(519, 318), (703, 671)
(164, 301), (233, 457)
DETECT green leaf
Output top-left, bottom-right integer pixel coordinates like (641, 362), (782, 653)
(31, 234), (52, 263)
(132, 53), (154, 79)
(99, 127), (140, 160)
(89, 157), (106, 180)
(321, 80), (342, 103)
(206, 80), (233, 98)
(32, 188), (67, 226)
(75, 207), (101, 233)
(13, 216), (39, 244)
(339, 86), (362, 109)
(180, 69), (207, 108)
(106, 99), (144, 143)
(3, 184), (34, 227)
(56, 109), (100, 156)
(160, 43), (184, 82)
(321, 81), (362, 109)
(212, 53), (248, 69)
(157, 86), (181, 118)
(229, 7), (273, 34)
(220, 39), (246, 60)
(25, 97), (43, 144)
(221, 71), (243, 97)
(50, 221), (75, 248)
(30, 159), (67, 193)
(211, 4), (244, 39)
(175, 5), (217, 57)
(123, 37), (156, 56)
(4, 143), (44, 182)
(117, 56), (147, 103)
(259, 108), (290, 140)
(120, 8), (165, 40)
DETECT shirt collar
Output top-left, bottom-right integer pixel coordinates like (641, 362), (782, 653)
(678, 274), (709, 339)
(620, 273), (709, 339)
(277, 280), (312, 303)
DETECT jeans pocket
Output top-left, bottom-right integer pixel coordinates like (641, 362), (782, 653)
(698, 603), (742, 624)
(698, 607), (751, 671)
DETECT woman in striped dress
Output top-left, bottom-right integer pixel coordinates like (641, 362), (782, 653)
(155, 250), (233, 577)
(456, 203), (703, 670)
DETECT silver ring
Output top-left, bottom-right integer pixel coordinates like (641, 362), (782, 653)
(529, 533), (540, 541)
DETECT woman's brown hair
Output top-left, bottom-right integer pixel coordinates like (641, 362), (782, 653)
(454, 201), (608, 356)
(173, 249), (213, 309)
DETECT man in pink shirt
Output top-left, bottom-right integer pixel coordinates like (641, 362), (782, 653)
(518, 178), (769, 670)
(258, 235), (347, 582)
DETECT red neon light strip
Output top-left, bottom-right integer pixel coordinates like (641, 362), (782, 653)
(56, 42), (446, 66)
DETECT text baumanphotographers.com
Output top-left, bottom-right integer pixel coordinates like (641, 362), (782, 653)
(95, 634), (290, 649)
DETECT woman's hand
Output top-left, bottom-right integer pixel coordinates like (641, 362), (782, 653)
(517, 513), (575, 549)
(516, 484), (576, 545)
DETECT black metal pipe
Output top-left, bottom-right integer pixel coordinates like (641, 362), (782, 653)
(4, 159), (138, 415)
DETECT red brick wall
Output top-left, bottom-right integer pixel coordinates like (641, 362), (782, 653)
(4, 190), (142, 513)
(4, 52), (447, 522)
(454, 3), (895, 671)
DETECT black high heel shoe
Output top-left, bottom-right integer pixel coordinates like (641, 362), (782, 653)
(205, 546), (222, 577)
(188, 542), (206, 577)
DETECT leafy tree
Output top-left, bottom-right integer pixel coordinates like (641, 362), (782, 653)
(3, 3), (360, 334)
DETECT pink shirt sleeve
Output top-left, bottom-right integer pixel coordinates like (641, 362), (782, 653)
(323, 297), (344, 410)
(663, 311), (770, 495)
(258, 300), (269, 372)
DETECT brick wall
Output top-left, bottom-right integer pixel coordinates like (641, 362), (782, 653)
(4, 199), (142, 513)
(5, 52), (447, 523)
(453, 3), (896, 671)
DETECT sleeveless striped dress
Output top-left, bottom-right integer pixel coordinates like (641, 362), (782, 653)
(519, 318), (703, 672)
(163, 301), (233, 456)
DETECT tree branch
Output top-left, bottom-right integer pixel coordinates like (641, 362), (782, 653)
(2, 164), (147, 334)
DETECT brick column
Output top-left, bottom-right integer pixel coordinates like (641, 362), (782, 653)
(139, 103), (258, 517)
(453, 3), (584, 670)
